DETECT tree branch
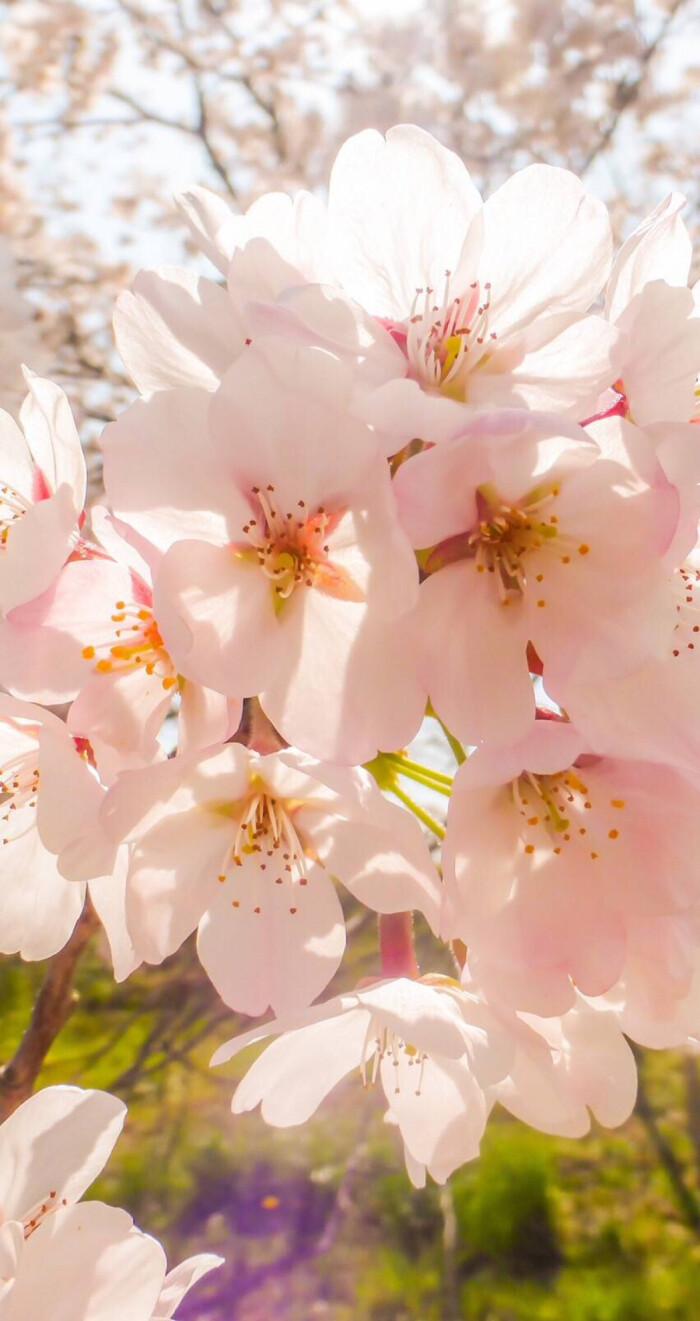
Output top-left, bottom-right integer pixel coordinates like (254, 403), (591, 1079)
(0, 902), (99, 1121)
(580, 0), (691, 174)
(633, 1044), (700, 1232)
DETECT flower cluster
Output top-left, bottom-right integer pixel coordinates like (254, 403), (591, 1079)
(2, 125), (700, 1194)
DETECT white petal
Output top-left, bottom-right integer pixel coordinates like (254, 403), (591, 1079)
(0, 1086), (125, 1222)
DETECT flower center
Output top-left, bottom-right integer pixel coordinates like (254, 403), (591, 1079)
(670, 563), (700, 659)
(81, 599), (177, 691)
(360, 1017), (427, 1097)
(0, 483), (30, 548)
(236, 485), (363, 612)
(404, 271), (497, 399)
(21, 1189), (67, 1239)
(512, 765), (626, 861)
(0, 749), (40, 845)
(425, 480), (583, 606)
(214, 787), (315, 917)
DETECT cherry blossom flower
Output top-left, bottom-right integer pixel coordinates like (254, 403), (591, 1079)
(103, 342), (424, 763)
(212, 976), (514, 1186)
(393, 408), (681, 746)
(100, 742), (443, 1015)
(0, 508), (240, 778)
(114, 127), (617, 438)
(0, 695), (96, 960)
(442, 720), (700, 1016)
(114, 186), (330, 398)
(0, 1085), (221, 1319)
(0, 373), (86, 613)
(0, 692), (140, 976)
(324, 125), (617, 420)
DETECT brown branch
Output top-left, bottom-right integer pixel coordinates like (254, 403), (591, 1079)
(0, 902), (99, 1121)
(580, 0), (691, 175)
(632, 1044), (700, 1232)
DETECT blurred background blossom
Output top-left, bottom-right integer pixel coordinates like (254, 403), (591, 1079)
(1, 1), (700, 1316)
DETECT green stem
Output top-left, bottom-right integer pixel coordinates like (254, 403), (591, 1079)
(391, 784), (446, 840)
(438, 719), (467, 766)
(384, 753), (454, 792)
(426, 704), (467, 765)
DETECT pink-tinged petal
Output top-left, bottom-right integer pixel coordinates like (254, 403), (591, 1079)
(0, 485), (78, 613)
(175, 186), (238, 272)
(393, 435), (481, 548)
(606, 192), (692, 321)
(197, 859), (346, 1015)
(393, 410), (593, 550)
(0, 410), (34, 499)
(468, 315), (619, 418)
(328, 125), (483, 319)
(224, 189), (328, 282)
(125, 810), (232, 964)
(114, 265), (244, 395)
(261, 598), (425, 764)
(381, 1053), (486, 1183)
(67, 667), (170, 771)
(550, 1001), (637, 1129)
(357, 980), (471, 1059)
(0, 824), (85, 961)
(0, 556), (135, 703)
(304, 777), (443, 933)
(360, 376), (471, 451)
(527, 456), (678, 684)
(493, 1016), (590, 1137)
(102, 388), (233, 554)
(0, 1085), (125, 1221)
(209, 343), (379, 512)
(88, 850), (141, 982)
(3, 1203), (165, 1321)
(478, 165), (612, 337)
(178, 681), (241, 754)
(0, 1221), (23, 1297)
(500, 1001), (637, 1135)
(558, 588), (700, 777)
(90, 506), (153, 582)
(320, 472), (419, 620)
(401, 1141), (427, 1189)
(154, 539), (281, 697)
(36, 723), (104, 858)
(246, 282), (406, 397)
(0, 614), (80, 705)
(101, 743), (250, 846)
(615, 282), (700, 425)
(313, 559), (366, 602)
(152, 1254), (224, 1319)
(413, 562), (535, 747)
(20, 373), (86, 509)
(232, 1008), (368, 1126)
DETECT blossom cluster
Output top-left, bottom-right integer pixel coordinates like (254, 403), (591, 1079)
(1, 122), (700, 1228)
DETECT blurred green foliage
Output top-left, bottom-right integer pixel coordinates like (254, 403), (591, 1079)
(2, 921), (700, 1320)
